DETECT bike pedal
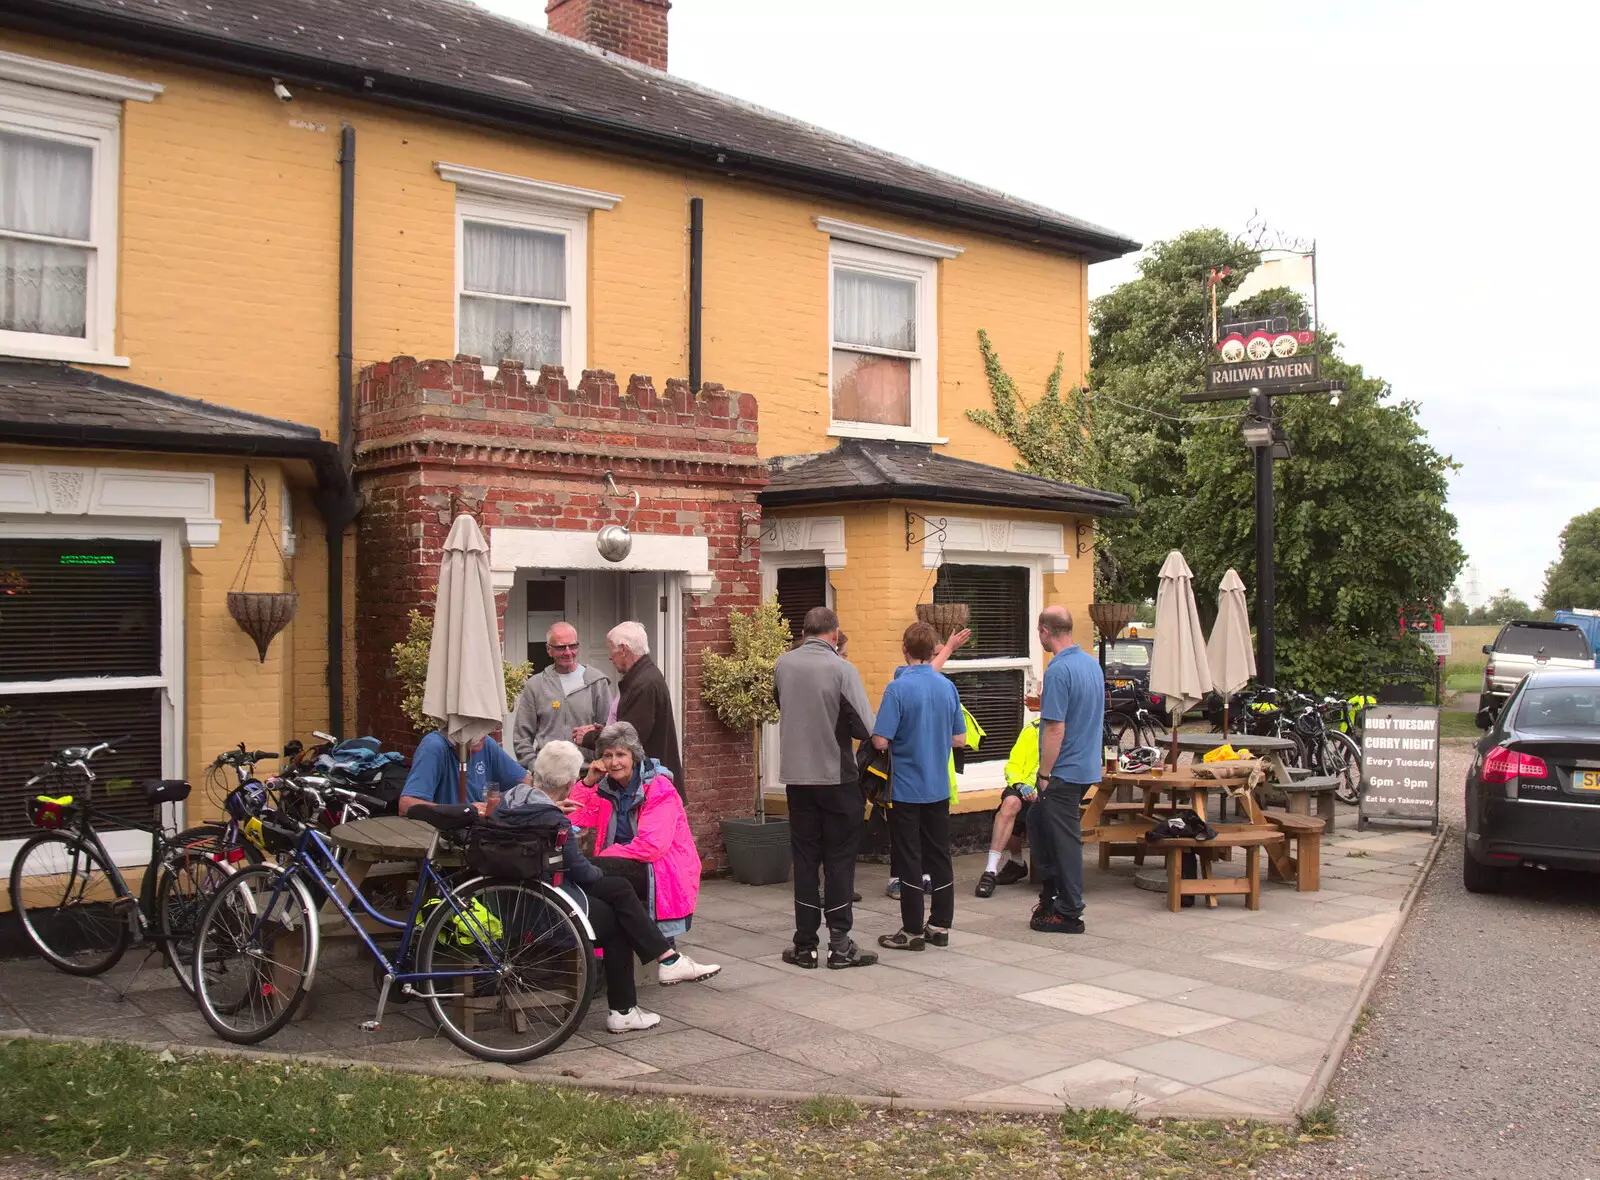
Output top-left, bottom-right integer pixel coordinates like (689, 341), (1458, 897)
(358, 1019), (382, 1032)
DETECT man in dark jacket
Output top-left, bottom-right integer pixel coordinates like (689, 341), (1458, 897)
(772, 606), (877, 970)
(605, 621), (684, 797)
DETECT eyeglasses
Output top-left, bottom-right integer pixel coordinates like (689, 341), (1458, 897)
(548, 642), (580, 651)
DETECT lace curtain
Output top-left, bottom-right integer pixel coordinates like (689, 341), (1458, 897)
(833, 268), (915, 351)
(460, 220), (565, 368)
(832, 268), (916, 424)
(0, 130), (93, 338)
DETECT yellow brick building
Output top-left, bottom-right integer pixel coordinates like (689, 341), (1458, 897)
(0, 0), (1134, 866)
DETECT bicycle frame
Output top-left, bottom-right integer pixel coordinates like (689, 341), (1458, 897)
(243, 823), (503, 999)
(44, 802), (175, 941)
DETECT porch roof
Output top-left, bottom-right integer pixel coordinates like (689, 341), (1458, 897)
(760, 438), (1134, 518)
(0, 360), (340, 468)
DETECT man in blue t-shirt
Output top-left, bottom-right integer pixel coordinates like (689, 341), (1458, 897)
(400, 729), (530, 813)
(1032, 606), (1105, 933)
(870, 621), (966, 952)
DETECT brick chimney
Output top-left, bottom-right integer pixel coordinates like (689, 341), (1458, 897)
(546, 0), (670, 71)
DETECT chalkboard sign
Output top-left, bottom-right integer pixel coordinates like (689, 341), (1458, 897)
(1358, 705), (1441, 833)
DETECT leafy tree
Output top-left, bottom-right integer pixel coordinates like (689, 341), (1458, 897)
(1466, 589), (1536, 625)
(1083, 228), (1462, 691)
(1542, 507), (1600, 610)
(1443, 592), (1470, 626)
(391, 609), (531, 734)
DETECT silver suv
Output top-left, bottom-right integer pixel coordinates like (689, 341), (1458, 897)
(1481, 621), (1594, 714)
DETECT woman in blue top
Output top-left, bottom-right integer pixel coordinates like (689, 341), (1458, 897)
(871, 621), (967, 951)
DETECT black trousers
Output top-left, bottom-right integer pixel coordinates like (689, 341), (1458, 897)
(887, 799), (953, 934)
(1034, 778), (1088, 920)
(583, 874), (670, 1012)
(787, 783), (862, 952)
(589, 855), (650, 904)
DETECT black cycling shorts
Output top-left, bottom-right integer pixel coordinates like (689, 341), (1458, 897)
(999, 784), (1035, 833)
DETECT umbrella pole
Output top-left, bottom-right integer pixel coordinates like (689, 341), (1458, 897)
(457, 740), (468, 805)
(1222, 701), (1229, 742)
(1168, 712), (1180, 768)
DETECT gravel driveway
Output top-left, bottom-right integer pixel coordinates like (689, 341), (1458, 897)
(1268, 738), (1600, 1178)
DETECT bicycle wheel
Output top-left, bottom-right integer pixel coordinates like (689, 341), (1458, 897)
(192, 864), (317, 1043)
(156, 835), (239, 995)
(1107, 714), (1142, 753)
(418, 878), (594, 1063)
(1324, 730), (1363, 805)
(8, 832), (131, 975)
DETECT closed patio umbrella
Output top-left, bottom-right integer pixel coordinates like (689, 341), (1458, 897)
(1206, 568), (1256, 739)
(1150, 550), (1214, 766)
(422, 514), (505, 803)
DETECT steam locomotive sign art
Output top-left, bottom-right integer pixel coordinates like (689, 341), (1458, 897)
(1206, 303), (1320, 394)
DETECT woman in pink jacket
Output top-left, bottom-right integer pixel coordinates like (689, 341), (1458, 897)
(568, 721), (703, 945)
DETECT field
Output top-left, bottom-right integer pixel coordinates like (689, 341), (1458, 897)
(1445, 625), (1498, 691)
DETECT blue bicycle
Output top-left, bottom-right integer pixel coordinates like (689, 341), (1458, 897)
(190, 803), (596, 1063)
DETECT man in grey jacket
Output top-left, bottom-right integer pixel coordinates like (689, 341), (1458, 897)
(511, 622), (614, 771)
(773, 606), (877, 969)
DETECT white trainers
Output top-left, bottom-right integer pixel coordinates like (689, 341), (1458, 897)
(605, 1006), (661, 1034)
(657, 953), (721, 986)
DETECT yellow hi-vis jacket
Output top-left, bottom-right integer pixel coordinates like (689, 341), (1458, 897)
(1003, 718), (1043, 791)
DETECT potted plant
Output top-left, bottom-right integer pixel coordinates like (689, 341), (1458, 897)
(701, 598), (793, 885)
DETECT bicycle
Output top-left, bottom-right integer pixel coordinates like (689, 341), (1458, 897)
(8, 737), (238, 994)
(190, 801), (596, 1063)
(1105, 684), (1163, 752)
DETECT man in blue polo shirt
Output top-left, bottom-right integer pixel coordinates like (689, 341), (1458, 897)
(400, 728), (530, 813)
(871, 621), (966, 951)
(1032, 606), (1104, 933)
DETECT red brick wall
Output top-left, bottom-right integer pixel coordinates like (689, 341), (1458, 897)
(353, 356), (765, 868)
(545, 0), (670, 70)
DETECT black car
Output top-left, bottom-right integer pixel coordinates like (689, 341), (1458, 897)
(1104, 637), (1154, 696)
(1463, 667), (1600, 893)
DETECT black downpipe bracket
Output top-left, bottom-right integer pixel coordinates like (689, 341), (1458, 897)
(688, 196), (703, 393)
(315, 123), (363, 735)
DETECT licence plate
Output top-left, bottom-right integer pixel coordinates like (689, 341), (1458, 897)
(1112, 679), (1135, 690)
(1576, 770), (1600, 791)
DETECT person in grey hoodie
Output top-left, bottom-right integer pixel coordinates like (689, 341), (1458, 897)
(511, 622), (614, 771)
(772, 606), (877, 969)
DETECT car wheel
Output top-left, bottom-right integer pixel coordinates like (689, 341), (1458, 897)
(1462, 850), (1504, 894)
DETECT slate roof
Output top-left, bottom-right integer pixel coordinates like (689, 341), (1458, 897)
(0, 0), (1138, 261)
(0, 361), (337, 462)
(760, 438), (1133, 518)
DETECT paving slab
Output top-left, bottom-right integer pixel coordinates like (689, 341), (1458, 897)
(0, 814), (1437, 1120)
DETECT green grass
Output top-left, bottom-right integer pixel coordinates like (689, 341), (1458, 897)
(795, 1094), (861, 1127)
(0, 1039), (1315, 1180)
(1440, 710), (1483, 740)
(1295, 1101), (1340, 1138)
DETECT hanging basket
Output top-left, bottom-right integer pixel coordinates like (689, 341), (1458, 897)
(915, 602), (970, 641)
(228, 591), (299, 663)
(1088, 602), (1139, 643)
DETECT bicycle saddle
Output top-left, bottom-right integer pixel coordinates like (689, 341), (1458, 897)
(407, 803), (478, 832)
(141, 779), (191, 804)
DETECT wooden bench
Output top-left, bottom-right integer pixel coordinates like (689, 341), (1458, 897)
(1263, 812), (1324, 891)
(1277, 774), (1340, 831)
(1142, 826), (1285, 912)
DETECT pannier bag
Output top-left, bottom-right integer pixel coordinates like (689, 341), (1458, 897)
(465, 817), (566, 882)
(29, 794), (74, 829)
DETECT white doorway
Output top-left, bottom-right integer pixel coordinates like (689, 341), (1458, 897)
(505, 569), (681, 735)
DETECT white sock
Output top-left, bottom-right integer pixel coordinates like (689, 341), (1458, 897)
(985, 850), (1003, 873)
(1008, 853), (1027, 867)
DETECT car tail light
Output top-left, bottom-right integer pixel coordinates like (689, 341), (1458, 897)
(1481, 745), (1548, 784)
(1485, 662), (1496, 678)
(1149, 693), (1164, 709)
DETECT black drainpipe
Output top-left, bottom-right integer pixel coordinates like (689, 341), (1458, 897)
(321, 123), (361, 735)
(688, 196), (703, 393)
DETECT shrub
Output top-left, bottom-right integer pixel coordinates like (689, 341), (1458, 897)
(699, 599), (792, 732)
(391, 608), (532, 733)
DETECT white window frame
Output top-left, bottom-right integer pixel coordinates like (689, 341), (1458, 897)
(826, 238), (943, 444)
(453, 194), (587, 378)
(934, 553), (1044, 790)
(438, 162), (621, 380)
(1, 519), (185, 869)
(0, 80), (127, 366)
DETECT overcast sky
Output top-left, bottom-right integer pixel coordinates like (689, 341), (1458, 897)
(482, 0), (1598, 606)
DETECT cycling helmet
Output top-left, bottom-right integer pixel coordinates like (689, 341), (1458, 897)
(1119, 746), (1161, 773)
(224, 778), (269, 821)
